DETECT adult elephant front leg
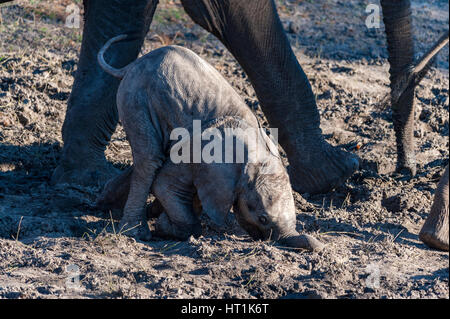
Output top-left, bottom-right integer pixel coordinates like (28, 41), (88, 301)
(51, 0), (159, 186)
(381, 0), (416, 176)
(181, 0), (359, 194)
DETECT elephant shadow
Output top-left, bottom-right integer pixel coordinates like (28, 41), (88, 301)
(0, 142), (250, 259)
(0, 142), (111, 244)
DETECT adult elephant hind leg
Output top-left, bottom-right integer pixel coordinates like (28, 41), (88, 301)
(419, 165), (449, 251)
(181, 0), (359, 194)
(96, 166), (133, 213)
(152, 163), (201, 240)
(381, 0), (416, 176)
(51, 0), (159, 187)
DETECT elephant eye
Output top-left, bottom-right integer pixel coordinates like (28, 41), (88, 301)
(259, 215), (269, 225)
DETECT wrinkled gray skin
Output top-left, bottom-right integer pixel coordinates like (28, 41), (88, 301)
(96, 40), (323, 251)
(420, 165), (449, 251)
(381, 0), (416, 176)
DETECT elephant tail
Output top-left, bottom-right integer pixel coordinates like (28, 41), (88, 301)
(380, 30), (449, 109)
(97, 34), (131, 79)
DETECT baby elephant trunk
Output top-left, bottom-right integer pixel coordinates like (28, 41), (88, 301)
(277, 230), (324, 252)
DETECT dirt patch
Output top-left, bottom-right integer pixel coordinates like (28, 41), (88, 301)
(0, 0), (448, 299)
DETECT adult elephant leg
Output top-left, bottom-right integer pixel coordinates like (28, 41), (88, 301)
(51, 0), (159, 186)
(381, 0), (416, 176)
(181, 0), (359, 194)
(419, 165), (449, 251)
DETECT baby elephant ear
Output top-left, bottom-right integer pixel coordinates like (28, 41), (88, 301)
(258, 127), (280, 158)
(237, 163), (261, 192)
(244, 162), (261, 177)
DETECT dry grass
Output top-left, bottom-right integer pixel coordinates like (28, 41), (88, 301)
(16, 0), (83, 22)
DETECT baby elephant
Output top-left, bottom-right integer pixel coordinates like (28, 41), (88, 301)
(96, 35), (323, 252)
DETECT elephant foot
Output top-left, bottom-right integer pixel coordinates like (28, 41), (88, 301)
(51, 158), (119, 188)
(396, 156), (417, 177)
(118, 216), (152, 242)
(154, 213), (202, 241)
(419, 165), (449, 251)
(288, 140), (359, 194)
(419, 229), (449, 251)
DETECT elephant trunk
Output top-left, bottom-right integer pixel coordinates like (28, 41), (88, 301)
(277, 230), (324, 252)
(381, 0), (416, 175)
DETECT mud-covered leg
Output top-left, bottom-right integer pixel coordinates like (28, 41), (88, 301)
(121, 166), (162, 241)
(381, 0), (416, 176)
(180, 0), (359, 194)
(152, 163), (201, 240)
(52, 0), (159, 187)
(117, 95), (164, 241)
(419, 165), (449, 251)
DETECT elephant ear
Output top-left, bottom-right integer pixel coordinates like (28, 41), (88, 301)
(237, 160), (286, 196)
(193, 162), (239, 229)
(257, 126), (281, 160)
(194, 187), (231, 228)
(238, 162), (264, 189)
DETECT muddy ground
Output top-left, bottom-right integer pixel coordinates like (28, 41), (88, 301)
(0, 0), (448, 299)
